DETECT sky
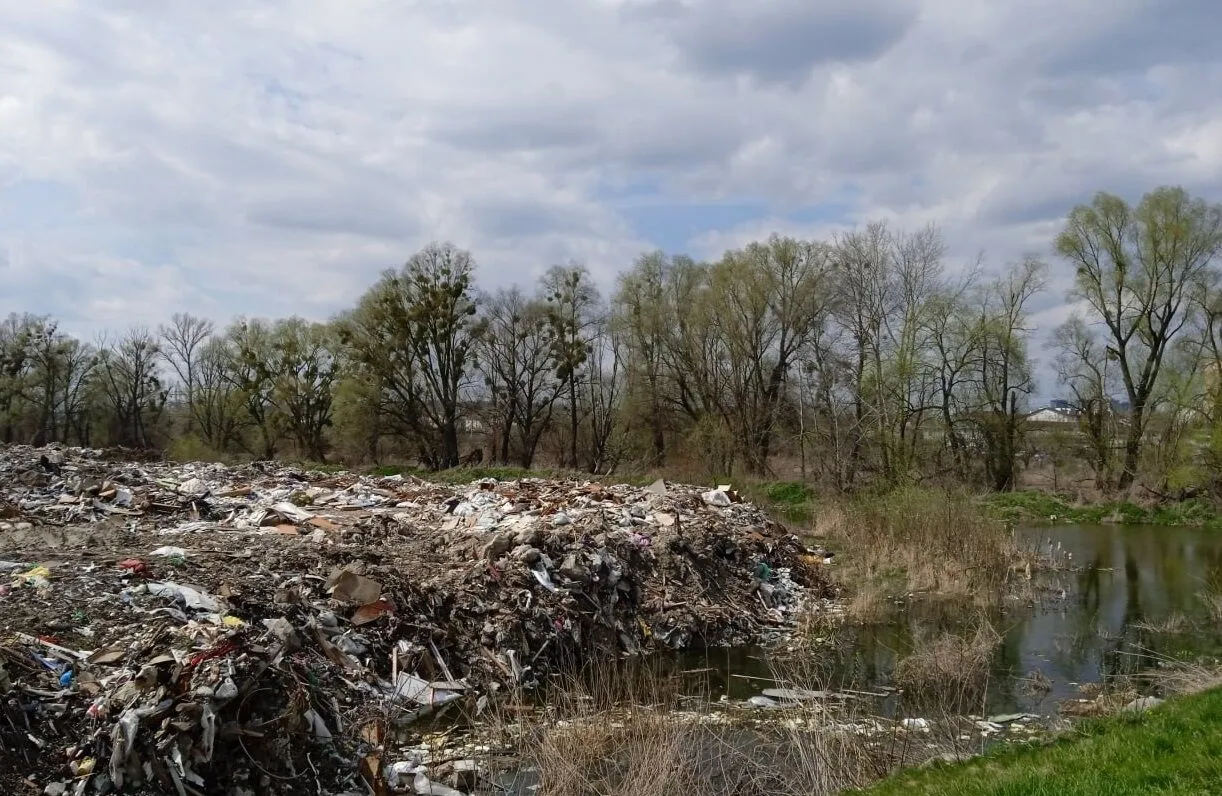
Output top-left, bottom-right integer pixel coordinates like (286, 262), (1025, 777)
(2, 0), (1222, 398)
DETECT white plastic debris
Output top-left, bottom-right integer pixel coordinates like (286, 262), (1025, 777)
(391, 673), (463, 707)
(147, 582), (222, 614)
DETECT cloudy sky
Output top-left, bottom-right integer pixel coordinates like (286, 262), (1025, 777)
(2, 0), (1221, 384)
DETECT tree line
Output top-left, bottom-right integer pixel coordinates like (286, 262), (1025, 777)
(3, 186), (1222, 496)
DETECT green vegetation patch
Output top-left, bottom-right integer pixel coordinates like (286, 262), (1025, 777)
(739, 480), (817, 527)
(984, 491), (1222, 530)
(863, 688), (1222, 795)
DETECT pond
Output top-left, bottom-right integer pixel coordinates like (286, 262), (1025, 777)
(680, 524), (1222, 717)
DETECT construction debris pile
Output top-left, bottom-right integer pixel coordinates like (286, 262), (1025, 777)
(0, 445), (837, 795)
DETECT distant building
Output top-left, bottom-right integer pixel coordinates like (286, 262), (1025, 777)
(459, 415), (487, 433)
(1026, 406), (1078, 424)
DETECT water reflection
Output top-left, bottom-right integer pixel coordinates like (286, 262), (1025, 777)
(681, 524), (1222, 716)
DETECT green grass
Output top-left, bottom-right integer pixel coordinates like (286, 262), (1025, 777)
(984, 491), (1222, 530)
(740, 480), (817, 527)
(862, 688), (1222, 795)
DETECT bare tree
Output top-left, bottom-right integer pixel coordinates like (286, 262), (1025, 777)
(94, 328), (166, 448)
(159, 313), (215, 434)
(477, 288), (561, 467)
(925, 281), (982, 479)
(542, 263), (600, 468)
(583, 314), (626, 473)
(57, 338), (98, 446)
(973, 258), (1047, 491)
(192, 338), (243, 453)
(1053, 315), (1119, 490)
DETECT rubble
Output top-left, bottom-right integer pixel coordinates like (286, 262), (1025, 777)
(0, 444), (838, 794)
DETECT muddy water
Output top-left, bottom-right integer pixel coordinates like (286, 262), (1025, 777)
(681, 524), (1222, 716)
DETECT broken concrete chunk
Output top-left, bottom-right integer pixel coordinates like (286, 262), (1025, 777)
(177, 477), (208, 497)
(260, 617), (301, 651)
(1123, 696), (1164, 712)
(482, 533), (514, 560)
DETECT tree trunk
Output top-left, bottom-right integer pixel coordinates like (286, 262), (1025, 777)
(442, 420), (460, 469)
(1118, 412), (1144, 492)
(649, 373), (665, 466)
(568, 379), (579, 468)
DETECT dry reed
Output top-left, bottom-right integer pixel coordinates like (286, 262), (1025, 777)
(892, 621), (1002, 716)
(819, 488), (1053, 608)
(485, 656), (960, 796)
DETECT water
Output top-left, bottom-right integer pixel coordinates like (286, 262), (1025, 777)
(679, 524), (1222, 716)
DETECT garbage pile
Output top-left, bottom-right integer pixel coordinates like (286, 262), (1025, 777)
(0, 445), (838, 794)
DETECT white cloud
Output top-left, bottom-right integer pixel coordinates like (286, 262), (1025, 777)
(0, 0), (1219, 387)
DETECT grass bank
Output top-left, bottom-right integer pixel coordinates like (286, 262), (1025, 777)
(862, 687), (1222, 795)
(985, 490), (1222, 529)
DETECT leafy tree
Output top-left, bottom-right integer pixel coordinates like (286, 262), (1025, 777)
(266, 318), (339, 461)
(224, 318), (284, 459)
(342, 242), (479, 468)
(1056, 186), (1222, 491)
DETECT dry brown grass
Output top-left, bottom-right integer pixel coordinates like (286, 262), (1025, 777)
(845, 582), (893, 624)
(1198, 591), (1222, 624)
(1059, 677), (1142, 717)
(892, 621), (1002, 716)
(825, 488), (1035, 607)
(488, 657), (961, 796)
(1133, 612), (1192, 635)
(1052, 655), (1222, 720)
(1149, 658), (1222, 697)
